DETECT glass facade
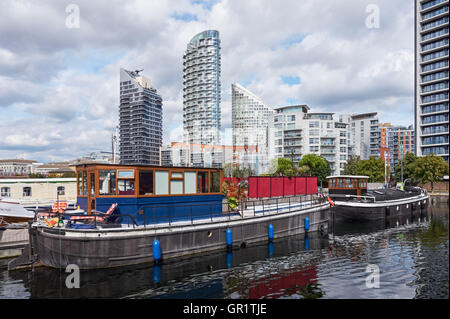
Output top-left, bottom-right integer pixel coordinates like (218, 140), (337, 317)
(119, 68), (163, 165)
(416, 0), (450, 163)
(183, 30), (221, 148)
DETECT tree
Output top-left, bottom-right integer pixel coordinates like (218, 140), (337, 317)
(343, 156), (361, 175)
(410, 154), (449, 191)
(298, 154), (331, 184)
(276, 158), (295, 177)
(393, 152), (417, 183)
(354, 156), (388, 183)
(28, 173), (45, 178)
(232, 164), (255, 178)
(223, 163), (233, 178)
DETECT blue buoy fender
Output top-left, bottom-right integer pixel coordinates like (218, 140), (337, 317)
(152, 238), (162, 263)
(268, 224), (274, 241)
(226, 228), (233, 247)
(304, 217), (310, 232)
(226, 228), (233, 246)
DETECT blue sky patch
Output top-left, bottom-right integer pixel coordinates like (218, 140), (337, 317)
(285, 98), (300, 105)
(171, 12), (198, 22)
(191, 0), (220, 10)
(271, 33), (308, 50)
(281, 75), (301, 86)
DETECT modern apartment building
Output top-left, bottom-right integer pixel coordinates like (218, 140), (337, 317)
(183, 30), (222, 148)
(231, 83), (274, 174)
(340, 112), (380, 160)
(119, 68), (163, 165)
(415, 0), (449, 163)
(270, 105), (349, 176)
(0, 159), (40, 177)
(160, 142), (256, 169)
(388, 125), (415, 172)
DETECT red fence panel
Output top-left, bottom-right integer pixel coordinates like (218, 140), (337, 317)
(306, 177), (318, 194)
(295, 177), (306, 195)
(271, 177), (284, 197)
(244, 176), (318, 198)
(284, 177), (295, 196)
(248, 177), (258, 199)
(257, 177), (271, 198)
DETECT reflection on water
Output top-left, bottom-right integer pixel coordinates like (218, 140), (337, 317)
(0, 200), (448, 299)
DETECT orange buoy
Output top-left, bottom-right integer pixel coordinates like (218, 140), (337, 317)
(327, 196), (335, 207)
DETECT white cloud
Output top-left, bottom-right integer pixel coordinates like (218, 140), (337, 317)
(0, 0), (415, 162)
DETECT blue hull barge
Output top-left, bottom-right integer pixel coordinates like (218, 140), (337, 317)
(10, 164), (330, 270)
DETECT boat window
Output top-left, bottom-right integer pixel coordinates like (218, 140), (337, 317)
(171, 172), (183, 179)
(210, 171), (220, 193)
(1, 187), (11, 197)
(77, 172), (83, 195)
(155, 171), (169, 195)
(57, 186), (65, 196)
(90, 173), (95, 196)
(118, 170), (134, 178)
(23, 187), (32, 197)
(197, 171), (209, 193)
(99, 170), (116, 195)
(360, 180), (367, 188)
(328, 179), (335, 188)
(170, 180), (183, 194)
(184, 171), (197, 194)
(82, 171), (87, 196)
(345, 179), (353, 188)
(118, 179), (135, 195)
(139, 170), (154, 195)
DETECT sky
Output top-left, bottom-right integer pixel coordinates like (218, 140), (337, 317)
(0, 0), (416, 163)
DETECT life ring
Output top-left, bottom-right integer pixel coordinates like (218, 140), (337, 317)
(327, 196), (335, 207)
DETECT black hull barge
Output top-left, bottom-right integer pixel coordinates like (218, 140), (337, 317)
(327, 175), (429, 222)
(10, 163), (330, 270)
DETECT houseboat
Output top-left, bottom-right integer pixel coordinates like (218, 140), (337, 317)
(327, 175), (429, 221)
(9, 164), (330, 270)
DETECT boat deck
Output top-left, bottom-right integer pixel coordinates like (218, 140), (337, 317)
(34, 197), (327, 231)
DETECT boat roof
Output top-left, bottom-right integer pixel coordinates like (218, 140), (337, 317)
(74, 163), (221, 170)
(326, 175), (369, 179)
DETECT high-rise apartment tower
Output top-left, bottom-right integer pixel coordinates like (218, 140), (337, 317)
(119, 68), (163, 165)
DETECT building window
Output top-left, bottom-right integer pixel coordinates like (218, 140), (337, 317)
(1, 187), (10, 197)
(23, 187), (32, 197)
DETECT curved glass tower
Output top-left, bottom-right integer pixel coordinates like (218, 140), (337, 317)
(183, 30), (221, 146)
(232, 83), (273, 174)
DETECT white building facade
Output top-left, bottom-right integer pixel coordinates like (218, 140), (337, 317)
(340, 112), (380, 160)
(231, 83), (274, 174)
(183, 30), (222, 147)
(270, 105), (349, 176)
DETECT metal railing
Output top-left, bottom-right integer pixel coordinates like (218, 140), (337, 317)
(35, 194), (327, 230)
(134, 194), (327, 228)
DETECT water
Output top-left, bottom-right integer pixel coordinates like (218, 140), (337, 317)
(0, 200), (448, 299)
